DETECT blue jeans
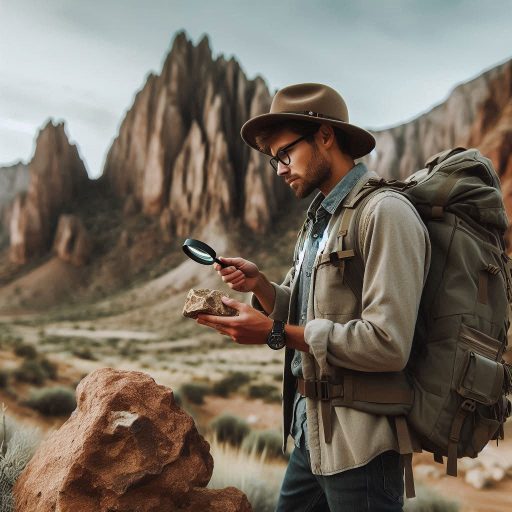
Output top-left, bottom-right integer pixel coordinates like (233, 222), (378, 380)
(276, 437), (404, 511)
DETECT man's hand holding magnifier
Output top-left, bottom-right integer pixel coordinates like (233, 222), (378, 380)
(182, 239), (308, 352)
(195, 256), (273, 345)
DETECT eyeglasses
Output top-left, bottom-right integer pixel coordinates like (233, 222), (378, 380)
(269, 130), (318, 172)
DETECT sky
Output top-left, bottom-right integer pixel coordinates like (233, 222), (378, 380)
(1, 0), (512, 178)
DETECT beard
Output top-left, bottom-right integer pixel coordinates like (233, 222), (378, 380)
(294, 144), (332, 199)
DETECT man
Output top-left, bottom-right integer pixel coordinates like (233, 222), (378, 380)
(196, 83), (431, 511)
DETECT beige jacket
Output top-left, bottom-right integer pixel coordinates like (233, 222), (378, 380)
(252, 168), (431, 475)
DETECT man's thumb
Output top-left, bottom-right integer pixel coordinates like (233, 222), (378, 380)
(221, 296), (240, 308)
(219, 256), (238, 266)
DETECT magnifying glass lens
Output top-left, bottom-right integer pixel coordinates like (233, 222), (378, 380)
(188, 246), (214, 262)
(182, 238), (228, 268)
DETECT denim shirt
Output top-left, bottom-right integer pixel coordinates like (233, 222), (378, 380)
(290, 162), (369, 449)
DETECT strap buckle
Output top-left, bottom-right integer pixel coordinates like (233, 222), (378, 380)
(461, 399), (476, 413)
(317, 379), (330, 400)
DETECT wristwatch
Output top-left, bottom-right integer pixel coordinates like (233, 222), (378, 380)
(267, 320), (287, 350)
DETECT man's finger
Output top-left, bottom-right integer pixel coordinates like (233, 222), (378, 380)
(197, 313), (236, 325)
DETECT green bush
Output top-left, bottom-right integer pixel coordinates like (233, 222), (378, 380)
(0, 370), (9, 389)
(172, 389), (182, 407)
(13, 360), (47, 385)
(212, 372), (251, 397)
(39, 357), (58, 379)
(13, 356), (57, 385)
(209, 414), (250, 447)
(71, 347), (96, 361)
(13, 344), (38, 359)
(248, 384), (281, 402)
(241, 429), (285, 460)
(24, 387), (76, 416)
(179, 383), (209, 405)
(404, 483), (460, 511)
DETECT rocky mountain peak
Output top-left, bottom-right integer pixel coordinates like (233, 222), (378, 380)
(9, 119), (89, 263)
(102, 31), (291, 240)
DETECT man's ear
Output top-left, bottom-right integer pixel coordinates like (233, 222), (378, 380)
(318, 124), (335, 149)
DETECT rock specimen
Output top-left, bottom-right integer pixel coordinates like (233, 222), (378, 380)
(52, 214), (91, 266)
(183, 288), (238, 319)
(14, 368), (252, 512)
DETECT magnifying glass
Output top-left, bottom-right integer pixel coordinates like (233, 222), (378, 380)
(182, 239), (229, 268)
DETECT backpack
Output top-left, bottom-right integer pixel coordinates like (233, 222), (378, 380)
(305, 147), (512, 498)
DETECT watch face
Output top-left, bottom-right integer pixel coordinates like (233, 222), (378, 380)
(268, 334), (285, 350)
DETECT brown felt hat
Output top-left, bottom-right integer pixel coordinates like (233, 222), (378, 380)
(241, 83), (376, 159)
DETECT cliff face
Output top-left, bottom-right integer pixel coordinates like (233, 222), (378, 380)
(0, 161), (29, 246)
(9, 121), (89, 263)
(102, 32), (291, 238)
(363, 58), (512, 241)
(366, 59), (512, 183)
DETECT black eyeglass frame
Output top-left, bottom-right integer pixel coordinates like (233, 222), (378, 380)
(269, 128), (319, 172)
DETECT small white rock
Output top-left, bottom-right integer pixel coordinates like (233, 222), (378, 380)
(465, 468), (492, 489)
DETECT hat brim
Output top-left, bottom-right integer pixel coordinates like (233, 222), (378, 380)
(241, 112), (376, 159)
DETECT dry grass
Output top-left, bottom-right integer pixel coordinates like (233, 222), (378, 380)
(208, 436), (286, 512)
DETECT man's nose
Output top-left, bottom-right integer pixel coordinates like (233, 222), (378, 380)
(276, 160), (289, 176)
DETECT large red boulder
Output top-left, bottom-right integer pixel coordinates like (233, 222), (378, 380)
(14, 368), (252, 512)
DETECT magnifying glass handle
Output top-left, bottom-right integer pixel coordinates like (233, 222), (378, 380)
(214, 257), (229, 268)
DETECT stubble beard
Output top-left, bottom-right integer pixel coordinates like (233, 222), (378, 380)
(294, 145), (332, 199)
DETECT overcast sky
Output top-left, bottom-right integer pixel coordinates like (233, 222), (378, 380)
(1, 0), (511, 178)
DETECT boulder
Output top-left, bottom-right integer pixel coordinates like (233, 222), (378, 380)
(183, 288), (238, 319)
(14, 368), (252, 512)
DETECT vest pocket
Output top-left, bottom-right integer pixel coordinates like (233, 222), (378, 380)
(313, 261), (358, 318)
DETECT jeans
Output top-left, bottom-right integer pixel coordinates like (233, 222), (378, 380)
(276, 437), (404, 512)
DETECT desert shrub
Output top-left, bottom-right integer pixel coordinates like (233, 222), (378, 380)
(24, 387), (76, 416)
(248, 384), (276, 399)
(241, 429), (285, 460)
(0, 405), (41, 511)
(39, 358), (57, 379)
(404, 483), (460, 511)
(0, 371), (9, 389)
(13, 360), (47, 385)
(71, 347), (96, 361)
(212, 372), (251, 397)
(248, 384), (281, 402)
(209, 414), (251, 447)
(13, 356), (57, 385)
(172, 389), (182, 407)
(13, 344), (37, 359)
(179, 383), (209, 405)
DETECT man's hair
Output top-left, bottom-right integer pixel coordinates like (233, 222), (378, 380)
(254, 120), (350, 156)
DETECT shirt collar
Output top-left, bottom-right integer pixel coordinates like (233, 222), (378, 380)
(306, 162), (368, 220)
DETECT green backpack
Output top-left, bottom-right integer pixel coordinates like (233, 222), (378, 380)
(319, 147), (512, 497)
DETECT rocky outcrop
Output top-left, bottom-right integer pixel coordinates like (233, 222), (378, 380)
(9, 121), (89, 264)
(366, 59), (512, 181)
(0, 161), (29, 246)
(363, 58), (512, 243)
(52, 214), (91, 266)
(102, 32), (290, 239)
(14, 368), (252, 512)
